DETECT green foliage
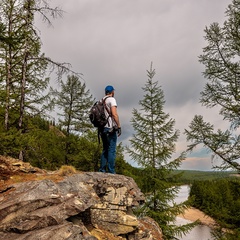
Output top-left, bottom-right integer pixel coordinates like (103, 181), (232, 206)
(115, 143), (132, 175)
(70, 130), (101, 172)
(127, 63), (193, 239)
(171, 170), (238, 184)
(24, 127), (66, 170)
(50, 75), (95, 164)
(0, 127), (22, 158)
(185, 0), (240, 173)
(189, 179), (240, 238)
(51, 75), (94, 135)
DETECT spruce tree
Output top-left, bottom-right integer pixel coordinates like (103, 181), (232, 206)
(127, 64), (195, 239)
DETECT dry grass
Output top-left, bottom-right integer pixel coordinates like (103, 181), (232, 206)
(0, 156), (83, 196)
(57, 165), (78, 176)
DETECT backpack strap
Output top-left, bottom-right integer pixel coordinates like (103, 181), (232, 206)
(102, 96), (111, 115)
(102, 96), (111, 127)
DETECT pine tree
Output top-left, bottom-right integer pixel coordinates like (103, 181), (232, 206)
(127, 63), (195, 239)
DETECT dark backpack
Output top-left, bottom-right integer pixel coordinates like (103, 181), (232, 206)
(89, 97), (110, 129)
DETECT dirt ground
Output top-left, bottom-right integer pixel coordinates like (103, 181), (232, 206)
(178, 207), (216, 226)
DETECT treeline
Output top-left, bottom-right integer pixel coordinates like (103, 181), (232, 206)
(189, 179), (240, 238)
(172, 170), (238, 184)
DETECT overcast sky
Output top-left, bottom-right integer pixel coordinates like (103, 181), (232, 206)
(36, 0), (231, 171)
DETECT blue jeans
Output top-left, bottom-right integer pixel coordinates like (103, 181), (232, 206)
(99, 128), (117, 174)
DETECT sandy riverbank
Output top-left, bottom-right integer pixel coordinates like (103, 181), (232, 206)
(178, 207), (216, 227)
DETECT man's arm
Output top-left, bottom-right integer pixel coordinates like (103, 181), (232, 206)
(111, 106), (120, 128)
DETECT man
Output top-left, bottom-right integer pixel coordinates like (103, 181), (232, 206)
(99, 85), (121, 174)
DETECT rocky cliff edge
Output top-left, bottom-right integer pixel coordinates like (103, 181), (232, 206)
(0, 156), (163, 240)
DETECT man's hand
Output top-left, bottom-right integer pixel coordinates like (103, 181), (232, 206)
(117, 127), (121, 137)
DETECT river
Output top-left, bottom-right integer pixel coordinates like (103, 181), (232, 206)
(174, 185), (214, 240)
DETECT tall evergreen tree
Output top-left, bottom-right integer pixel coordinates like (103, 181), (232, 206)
(51, 75), (94, 164)
(127, 64), (195, 239)
(185, 0), (240, 173)
(0, 0), (63, 130)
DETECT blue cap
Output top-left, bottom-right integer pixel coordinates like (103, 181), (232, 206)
(105, 85), (115, 94)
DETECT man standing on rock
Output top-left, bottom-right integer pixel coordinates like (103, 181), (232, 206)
(99, 85), (121, 174)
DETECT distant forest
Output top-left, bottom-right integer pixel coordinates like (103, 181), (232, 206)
(172, 170), (239, 184)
